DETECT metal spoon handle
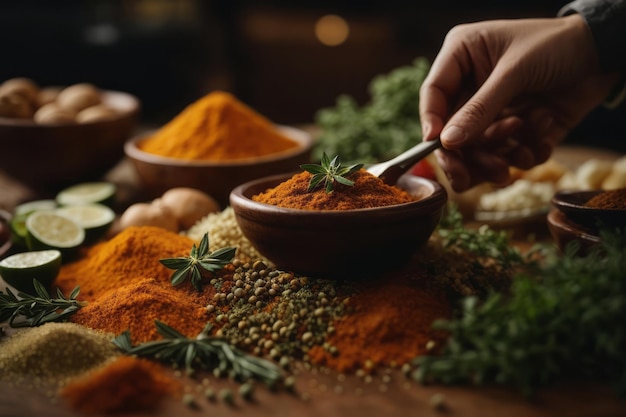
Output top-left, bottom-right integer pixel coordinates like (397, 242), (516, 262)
(366, 138), (442, 184)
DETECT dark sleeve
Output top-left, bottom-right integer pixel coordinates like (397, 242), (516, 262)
(558, 0), (626, 72)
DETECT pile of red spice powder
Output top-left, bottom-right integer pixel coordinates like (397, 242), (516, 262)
(308, 273), (452, 372)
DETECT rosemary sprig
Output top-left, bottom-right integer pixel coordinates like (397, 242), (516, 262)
(113, 320), (284, 387)
(300, 152), (363, 193)
(160, 232), (236, 292)
(0, 280), (85, 328)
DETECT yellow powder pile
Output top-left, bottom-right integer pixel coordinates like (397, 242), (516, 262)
(139, 91), (299, 161)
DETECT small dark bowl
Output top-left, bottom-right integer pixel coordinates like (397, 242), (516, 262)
(229, 173), (447, 279)
(0, 209), (13, 260)
(547, 208), (601, 255)
(552, 190), (626, 230)
(125, 125), (314, 207)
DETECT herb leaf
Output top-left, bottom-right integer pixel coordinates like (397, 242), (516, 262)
(0, 281), (85, 328)
(113, 320), (284, 387)
(160, 233), (236, 291)
(300, 152), (363, 194)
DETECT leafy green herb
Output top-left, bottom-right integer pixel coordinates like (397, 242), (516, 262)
(113, 320), (283, 387)
(437, 205), (531, 268)
(160, 233), (236, 292)
(314, 57), (430, 164)
(300, 152), (363, 193)
(414, 228), (626, 397)
(0, 280), (85, 328)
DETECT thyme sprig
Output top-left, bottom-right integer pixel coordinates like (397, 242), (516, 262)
(160, 233), (236, 292)
(0, 280), (85, 328)
(113, 320), (283, 387)
(300, 152), (363, 193)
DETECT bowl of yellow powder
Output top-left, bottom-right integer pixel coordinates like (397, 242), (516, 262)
(124, 91), (315, 206)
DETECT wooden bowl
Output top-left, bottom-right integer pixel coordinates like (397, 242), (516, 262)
(547, 208), (601, 255)
(552, 190), (626, 230)
(229, 173), (447, 279)
(125, 125), (314, 206)
(0, 90), (139, 188)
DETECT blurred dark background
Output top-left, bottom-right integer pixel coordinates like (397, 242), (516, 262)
(1, 0), (623, 152)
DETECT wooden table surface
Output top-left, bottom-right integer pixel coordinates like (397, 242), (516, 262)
(1, 145), (625, 417)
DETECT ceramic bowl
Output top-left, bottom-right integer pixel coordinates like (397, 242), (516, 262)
(0, 90), (139, 188)
(229, 173), (447, 279)
(551, 190), (626, 230)
(125, 125), (314, 206)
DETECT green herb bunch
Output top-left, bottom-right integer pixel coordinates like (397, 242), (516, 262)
(114, 320), (283, 387)
(314, 57), (430, 164)
(0, 280), (85, 328)
(415, 229), (626, 397)
(437, 206), (530, 269)
(300, 152), (363, 193)
(160, 233), (236, 291)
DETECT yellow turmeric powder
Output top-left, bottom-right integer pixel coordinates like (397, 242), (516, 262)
(139, 91), (299, 161)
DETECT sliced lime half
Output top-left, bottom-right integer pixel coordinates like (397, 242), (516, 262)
(0, 249), (62, 294)
(55, 203), (116, 244)
(14, 199), (58, 216)
(56, 182), (117, 207)
(25, 211), (85, 253)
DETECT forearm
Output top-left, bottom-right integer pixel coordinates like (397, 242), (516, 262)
(559, 0), (626, 72)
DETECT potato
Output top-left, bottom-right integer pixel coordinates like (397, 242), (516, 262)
(158, 188), (220, 230)
(56, 83), (102, 113)
(0, 77), (39, 105)
(34, 103), (75, 124)
(76, 104), (117, 123)
(118, 202), (178, 232)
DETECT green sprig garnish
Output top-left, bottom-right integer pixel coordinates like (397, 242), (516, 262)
(300, 152), (363, 193)
(113, 320), (283, 387)
(160, 233), (236, 292)
(0, 280), (85, 328)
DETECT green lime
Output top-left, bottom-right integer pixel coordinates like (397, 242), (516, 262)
(14, 199), (58, 216)
(25, 211), (85, 256)
(10, 200), (58, 248)
(56, 182), (117, 207)
(55, 203), (116, 244)
(9, 212), (29, 248)
(0, 249), (62, 294)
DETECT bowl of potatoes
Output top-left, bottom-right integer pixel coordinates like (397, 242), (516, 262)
(0, 77), (140, 188)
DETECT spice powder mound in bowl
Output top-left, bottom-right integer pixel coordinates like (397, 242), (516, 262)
(229, 171), (447, 279)
(124, 91), (314, 206)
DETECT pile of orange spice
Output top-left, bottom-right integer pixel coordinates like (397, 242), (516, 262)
(585, 187), (626, 210)
(253, 170), (416, 210)
(139, 91), (299, 161)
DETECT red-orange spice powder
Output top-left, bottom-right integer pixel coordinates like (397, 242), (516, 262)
(585, 187), (626, 209)
(60, 356), (181, 415)
(308, 275), (452, 372)
(55, 226), (196, 301)
(253, 170), (416, 210)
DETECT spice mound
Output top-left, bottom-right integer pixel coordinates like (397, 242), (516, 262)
(585, 187), (626, 210)
(253, 170), (416, 210)
(0, 322), (119, 388)
(139, 91), (299, 161)
(60, 356), (181, 414)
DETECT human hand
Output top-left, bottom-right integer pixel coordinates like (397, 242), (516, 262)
(419, 15), (620, 192)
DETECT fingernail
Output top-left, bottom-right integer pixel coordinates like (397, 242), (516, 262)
(441, 126), (467, 146)
(422, 123), (431, 139)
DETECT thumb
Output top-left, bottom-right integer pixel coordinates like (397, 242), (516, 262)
(441, 67), (519, 149)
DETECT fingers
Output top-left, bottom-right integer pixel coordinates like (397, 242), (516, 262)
(435, 147), (511, 192)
